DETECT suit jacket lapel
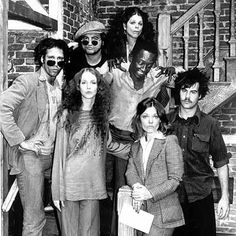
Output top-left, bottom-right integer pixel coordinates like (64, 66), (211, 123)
(37, 78), (47, 121)
(145, 139), (165, 178)
(132, 143), (145, 181)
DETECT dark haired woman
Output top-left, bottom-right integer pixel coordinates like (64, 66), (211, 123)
(51, 68), (128, 236)
(106, 7), (155, 69)
(126, 97), (185, 236)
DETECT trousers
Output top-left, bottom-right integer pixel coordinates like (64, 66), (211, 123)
(59, 199), (100, 236)
(173, 193), (216, 236)
(17, 150), (52, 236)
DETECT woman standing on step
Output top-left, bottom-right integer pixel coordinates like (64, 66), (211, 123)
(51, 68), (127, 236)
(126, 97), (185, 236)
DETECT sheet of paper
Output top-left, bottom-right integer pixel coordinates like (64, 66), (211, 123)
(119, 203), (154, 234)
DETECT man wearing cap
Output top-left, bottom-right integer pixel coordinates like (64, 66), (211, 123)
(66, 20), (107, 81)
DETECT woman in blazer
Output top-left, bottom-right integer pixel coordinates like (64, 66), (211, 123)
(125, 97), (185, 236)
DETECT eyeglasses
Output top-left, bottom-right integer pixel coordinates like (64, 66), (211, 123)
(46, 60), (65, 68)
(81, 39), (100, 46)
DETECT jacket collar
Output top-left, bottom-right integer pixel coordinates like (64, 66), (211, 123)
(172, 105), (201, 125)
(133, 138), (165, 180)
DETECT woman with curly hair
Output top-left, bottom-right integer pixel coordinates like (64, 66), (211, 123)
(106, 7), (155, 67)
(51, 68), (115, 236)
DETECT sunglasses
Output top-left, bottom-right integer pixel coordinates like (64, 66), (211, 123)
(46, 60), (65, 68)
(81, 39), (100, 46)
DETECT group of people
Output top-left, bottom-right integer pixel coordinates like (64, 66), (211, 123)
(0, 6), (230, 236)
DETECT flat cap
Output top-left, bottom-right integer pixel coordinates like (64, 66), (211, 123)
(75, 21), (106, 40)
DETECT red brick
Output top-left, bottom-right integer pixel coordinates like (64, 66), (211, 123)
(26, 43), (38, 50)
(8, 44), (24, 51)
(16, 36), (36, 44)
(63, 23), (71, 32)
(172, 0), (187, 3)
(116, 1), (132, 7)
(16, 51), (34, 58)
(99, 1), (115, 7)
(15, 66), (34, 73)
(26, 58), (35, 65)
(64, 9), (70, 17)
(13, 59), (24, 65)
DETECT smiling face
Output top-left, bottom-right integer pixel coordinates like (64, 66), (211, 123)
(180, 82), (200, 110)
(129, 49), (156, 81)
(79, 71), (98, 100)
(41, 47), (64, 83)
(124, 14), (143, 40)
(81, 33), (102, 55)
(140, 106), (160, 134)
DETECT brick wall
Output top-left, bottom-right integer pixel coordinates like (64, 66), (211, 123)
(95, 2), (236, 234)
(8, 30), (48, 82)
(7, 0), (91, 81)
(63, 0), (92, 42)
(6, 0), (236, 234)
(95, 0), (231, 69)
(211, 97), (236, 235)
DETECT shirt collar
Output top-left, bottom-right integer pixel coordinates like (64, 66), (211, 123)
(38, 67), (63, 89)
(126, 70), (155, 86)
(140, 132), (166, 144)
(173, 106), (201, 125)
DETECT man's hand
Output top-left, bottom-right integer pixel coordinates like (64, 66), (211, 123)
(68, 42), (79, 50)
(217, 195), (230, 219)
(19, 140), (43, 155)
(53, 200), (65, 212)
(160, 66), (176, 77)
(108, 58), (127, 72)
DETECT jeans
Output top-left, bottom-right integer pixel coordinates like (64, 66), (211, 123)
(17, 150), (52, 236)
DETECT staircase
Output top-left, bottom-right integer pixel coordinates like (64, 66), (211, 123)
(157, 1), (236, 235)
(117, 1), (236, 236)
(157, 0), (236, 114)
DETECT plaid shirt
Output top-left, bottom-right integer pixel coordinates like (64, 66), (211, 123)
(168, 106), (228, 203)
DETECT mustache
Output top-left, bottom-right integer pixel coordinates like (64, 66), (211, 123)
(183, 99), (192, 103)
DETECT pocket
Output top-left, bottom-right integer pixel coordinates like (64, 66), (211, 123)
(159, 193), (184, 224)
(192, 133), (210, 153)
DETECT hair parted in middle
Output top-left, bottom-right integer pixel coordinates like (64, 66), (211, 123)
(131, 97), (172, 139)
(173, 68), (210, 105)
(58, 67), (111, 136)
(106, 7), (155, 60)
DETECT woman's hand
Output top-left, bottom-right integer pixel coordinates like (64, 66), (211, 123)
(53, 200), (65, 212)
(132, 199), (142, 213)
(132, 184), (152, 201)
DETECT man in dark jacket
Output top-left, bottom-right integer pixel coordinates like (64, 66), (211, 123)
(169, 68), (230, 236)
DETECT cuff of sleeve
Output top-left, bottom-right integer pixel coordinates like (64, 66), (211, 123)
(214, 158), (229, 168)
(8, 133), (25, 147)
